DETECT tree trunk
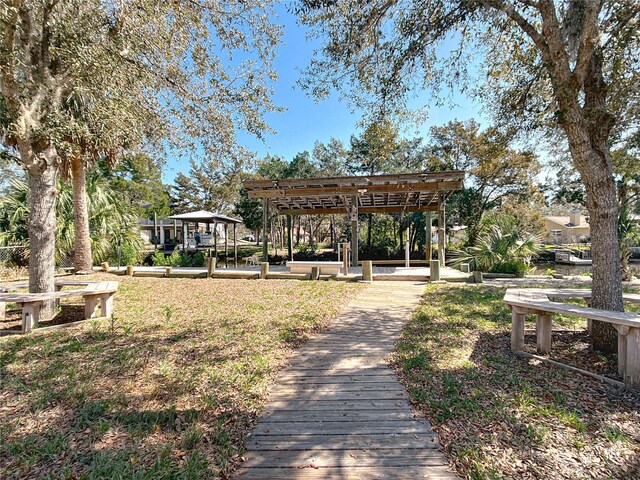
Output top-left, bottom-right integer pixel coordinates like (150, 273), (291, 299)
(26, 148), (58, 319)
(71, 156), (93, 273)
(562, 125), (622, 353)
(553, 48), (623, 354)
(366, 213), (373, 251)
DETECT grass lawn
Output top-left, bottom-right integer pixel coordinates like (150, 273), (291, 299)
(0, 274), (364, 479)
(394, 284), (640, 480)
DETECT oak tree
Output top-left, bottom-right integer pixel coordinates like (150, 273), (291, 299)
(298, 0), (640, 352)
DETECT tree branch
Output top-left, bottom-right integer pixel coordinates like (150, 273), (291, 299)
(571, 0), (604, 88)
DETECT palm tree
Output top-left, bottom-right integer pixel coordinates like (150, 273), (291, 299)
(0, 173), (143, 265)
(451, 216), (541, 273)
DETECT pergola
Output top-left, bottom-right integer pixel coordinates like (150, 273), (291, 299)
(243, 171), (464, 267)
(168, 210), (242, 267)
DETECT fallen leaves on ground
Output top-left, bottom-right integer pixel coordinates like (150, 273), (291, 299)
(0, 274), (364, 479)
(392, 283), (640, 480)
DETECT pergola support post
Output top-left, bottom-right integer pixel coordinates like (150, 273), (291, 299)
(438, 193), (446, 267)
(213, 222), (218, 261)
(233, 223), (238, 268)
(425, 211), (432, 261)
(350, 195), (358, 267)
(224, 224), (229, 268)
(287, 215), (293, 261)
(262, 199), (269, 261)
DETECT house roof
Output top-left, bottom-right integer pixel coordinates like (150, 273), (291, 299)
(546, 216), (590, 229)
(243, 171), (464, 215)
(168, 210), (242, 224)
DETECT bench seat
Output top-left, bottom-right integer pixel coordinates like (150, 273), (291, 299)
(0, 280), (119, 333)
(287, 261), (343, 276)
(504, 288), (640, 387)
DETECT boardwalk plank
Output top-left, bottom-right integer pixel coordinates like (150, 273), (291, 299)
(234, 282), (458, 479)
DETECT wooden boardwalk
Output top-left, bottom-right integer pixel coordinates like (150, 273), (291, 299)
(235, 282), (457, 479)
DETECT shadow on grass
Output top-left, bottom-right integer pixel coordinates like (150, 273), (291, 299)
(395, 284), (640, 479)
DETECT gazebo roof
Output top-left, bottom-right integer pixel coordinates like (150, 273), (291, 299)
(168, 210), (242, 224)
(243, 171), (464, 215)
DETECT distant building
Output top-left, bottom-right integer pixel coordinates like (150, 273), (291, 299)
(545, 209), (590, 244)
(138, 218), (228, 248)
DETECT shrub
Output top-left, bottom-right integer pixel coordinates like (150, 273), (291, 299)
(451, 215), (541, 273)
(489, 261), (529, 275)
(118, 243), (145, 266)
(151, 250), (168, 266)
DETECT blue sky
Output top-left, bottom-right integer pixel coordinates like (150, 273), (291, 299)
(165, 6), (487, 181)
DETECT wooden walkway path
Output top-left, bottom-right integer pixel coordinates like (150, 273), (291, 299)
(235, 282), (457, 479)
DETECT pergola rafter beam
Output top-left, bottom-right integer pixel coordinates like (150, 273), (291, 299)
(246, 180), (462, 199)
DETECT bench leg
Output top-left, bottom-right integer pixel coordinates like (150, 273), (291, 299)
(22, 304), (40, 333)
(624, 327), (640, 387)
(511, 308), (526, 352)
(84, 297), (100, 319)
(536, 313), (552, 355)
(618, 331), (627, 377)
(54, 284), (62, 309)
(101, 295), (114, 318)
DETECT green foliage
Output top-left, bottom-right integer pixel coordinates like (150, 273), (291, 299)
(0, 173), (144, 265)
(234, 189), (263, 233)
(151, 250), (168, 266)
(451, 216), (541, 273)
(427, 120), (542, 245)
(489, 261), (529, 276)
(151, 250), (205, 267)
(100, 154), (170, 218)
(116, 244), (145, 267)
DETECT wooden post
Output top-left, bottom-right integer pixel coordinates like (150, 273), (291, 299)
(511, 307), (526, 352)
(405, 228), (410, 268)
(262, 199), (269, 261)
(624, 327), (640, 387)
(224, 223), (229, 268)
(287, 215), (293, 261)
(310, 266), (320, 281)
(0, 301), (5, 321)
(165, 267), (172, 278)
(173, 219), (178, 241)
(350, 195), (358, 268)
(362, 260), (373, 282)
(101, 262), (109, 272)
(260, 262), (269, 279)
(425, 211), (432, 261)
(182, 222), (187, 251)
(438, 192), (446, 267)
(473, 271), (483, 283)
(536, 313), (552, 355)
(342, 242), (349, 276)
(430, 260), (440, 282)
(233, 223), (238, 268)
(460, 263), (470, 273)
(207, 257), (216, 277)
(126, 265), (134, 276)
(213, 222), (218, 262)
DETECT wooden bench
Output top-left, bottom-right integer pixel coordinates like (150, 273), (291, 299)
(504, 288), (640, 387)
(0, 280), (119, 333)
(287, 261), (343, 276)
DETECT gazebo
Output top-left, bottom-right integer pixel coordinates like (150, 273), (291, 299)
(243, 171), (464, 267)
(168, 210), (242, 267)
